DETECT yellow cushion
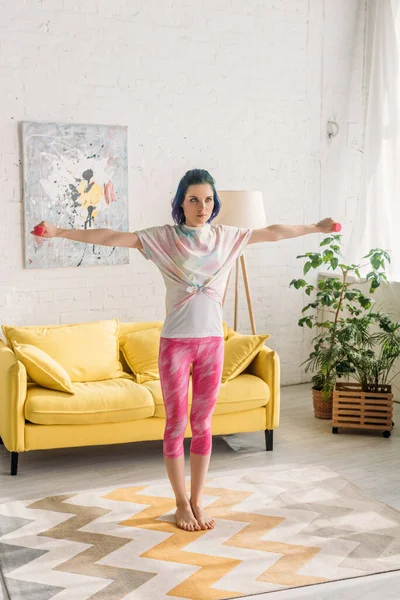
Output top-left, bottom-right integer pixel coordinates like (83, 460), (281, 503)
(119, 321), (164, 337)
(120, 326), (161, 384)
(118, 322), (163, 375)
(222, 333), (270, 383)
(3, 319), (123, 383)
(12, 342), (74, 394)
(25, 378), (155, 425)
(144, 373), (270, 418)
(222, 321), (236, 340)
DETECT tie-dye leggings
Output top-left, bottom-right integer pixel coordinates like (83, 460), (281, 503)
(158, 336), (225, 458)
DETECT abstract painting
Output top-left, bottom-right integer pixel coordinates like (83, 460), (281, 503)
(22, 121), (129, 269)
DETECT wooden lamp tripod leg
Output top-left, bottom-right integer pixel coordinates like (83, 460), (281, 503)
(234, 257), (239, 331)
(222, 254), (256, 334)
(222, 270), (231, 307)
(240, 254), (256, 334)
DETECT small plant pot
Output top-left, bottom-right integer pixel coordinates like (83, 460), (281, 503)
(312, 388), (333, 419)
(332, 382), (393, 437)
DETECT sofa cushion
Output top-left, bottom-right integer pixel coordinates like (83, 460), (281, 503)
(119, 321), (164, 337)
(12, 342), (74, 394)
(120, 326), (161, 384)
(223, 321), (237, 340)
(25, 378), (155, 425)
(118, 321), (163, 375)
(222, 333), (270, 382)
(144, 373), (270, 418)
(3, 319), (124, 383)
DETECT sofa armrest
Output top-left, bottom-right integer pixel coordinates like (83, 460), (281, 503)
(247, 345), (280, 429)
(0, 341), (27, 452)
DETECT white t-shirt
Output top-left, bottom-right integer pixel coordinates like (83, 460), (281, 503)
(134, 223), (252, 338)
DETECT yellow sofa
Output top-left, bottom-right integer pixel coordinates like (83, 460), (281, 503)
(0, 319), (280, 476)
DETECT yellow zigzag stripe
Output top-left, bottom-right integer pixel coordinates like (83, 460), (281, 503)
(105, 484), (327, 600)
(204, 486), (327, 588)
(105, 487), (242, 600)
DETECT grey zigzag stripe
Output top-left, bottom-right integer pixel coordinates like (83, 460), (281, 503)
(0, 543), (64, 600)
(29, 493), (156, 599)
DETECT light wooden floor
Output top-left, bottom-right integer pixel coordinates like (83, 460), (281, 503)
(1, 383), (399, 599)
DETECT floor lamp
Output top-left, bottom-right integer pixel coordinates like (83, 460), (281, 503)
(214, 190), (267, 334)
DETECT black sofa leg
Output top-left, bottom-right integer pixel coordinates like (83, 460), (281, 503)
(0, 437), (3, 445)
(265, 429), (273, 451)
(11, 452), (18, 476)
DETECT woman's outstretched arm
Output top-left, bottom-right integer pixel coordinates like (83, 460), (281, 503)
(248, 218), (336, 244)
(31, 221), (143, 249)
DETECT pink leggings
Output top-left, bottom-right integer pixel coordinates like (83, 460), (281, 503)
(158, 336), (224, 458)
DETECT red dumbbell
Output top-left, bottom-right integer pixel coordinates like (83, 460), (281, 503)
(33, 225), (45, 236)
(331, 222), (342, 232)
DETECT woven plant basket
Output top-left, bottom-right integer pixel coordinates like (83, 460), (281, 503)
(312, 388), (333, 419)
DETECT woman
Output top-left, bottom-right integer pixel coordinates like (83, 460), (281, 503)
(32, 169), (335, 532)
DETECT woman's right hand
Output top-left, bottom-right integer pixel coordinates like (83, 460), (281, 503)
(31, 221), (59, 238)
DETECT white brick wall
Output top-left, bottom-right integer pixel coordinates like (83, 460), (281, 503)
(0, 0), (366, 384)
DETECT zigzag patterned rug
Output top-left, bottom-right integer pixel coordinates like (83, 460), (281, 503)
(1, 465), (400, 599)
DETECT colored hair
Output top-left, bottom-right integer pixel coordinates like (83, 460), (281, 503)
(171, 169), (221, 225)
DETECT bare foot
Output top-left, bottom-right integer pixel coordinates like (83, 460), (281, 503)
(175, 503), (201, 532)
(190, 500), (216, 530)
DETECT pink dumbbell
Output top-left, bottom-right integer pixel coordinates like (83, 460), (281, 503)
(331, 222), (342, 232)
(33, 225), (45, 236)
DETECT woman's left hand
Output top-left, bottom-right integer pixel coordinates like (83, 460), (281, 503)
(316, 218), (336, 233)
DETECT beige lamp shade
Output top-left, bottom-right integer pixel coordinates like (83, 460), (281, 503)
(214, 190), (267, 229)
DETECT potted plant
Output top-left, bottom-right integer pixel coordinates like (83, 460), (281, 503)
(290, 234), (392, 418)
(332, 312), (400, 436)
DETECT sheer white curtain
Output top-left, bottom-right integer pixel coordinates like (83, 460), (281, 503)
(347, 0), (400, 280)
(347, 0), (400, 400)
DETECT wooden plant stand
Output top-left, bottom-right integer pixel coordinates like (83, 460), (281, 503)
(332, 382), (393, 438)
